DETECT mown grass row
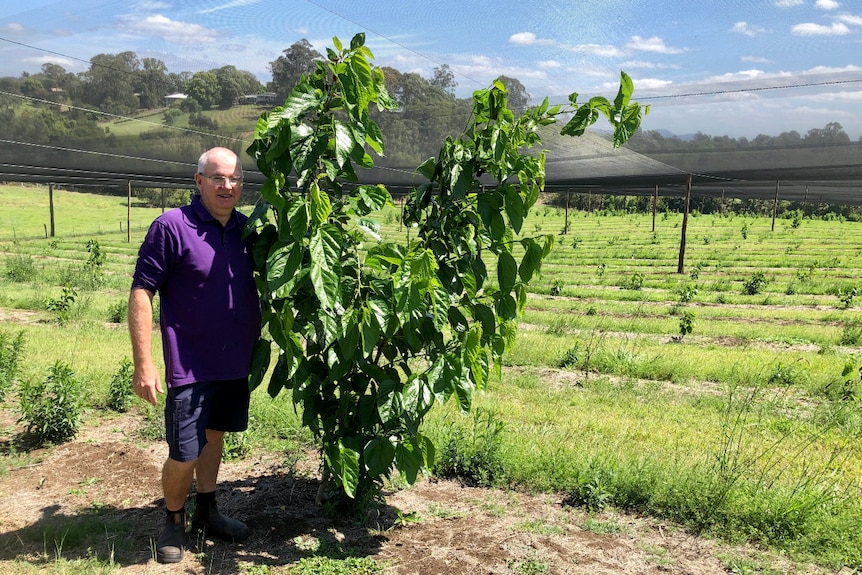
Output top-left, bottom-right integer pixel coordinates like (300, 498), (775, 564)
(2, 185), (862, 571)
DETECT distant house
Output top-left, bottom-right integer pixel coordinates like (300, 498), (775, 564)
(238, 92), (278, 106)
(164, 93), (187, 106)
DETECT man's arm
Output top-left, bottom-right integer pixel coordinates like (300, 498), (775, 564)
(128, 287), (162, 406)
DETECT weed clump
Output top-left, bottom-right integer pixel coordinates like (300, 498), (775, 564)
(433, 409), (506, 488)
(19, 361), (81, 446)
(0, 329), (25, 401)
(107, 357), (134, 413)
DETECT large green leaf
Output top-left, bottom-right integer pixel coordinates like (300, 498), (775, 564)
(248, 338), (271, 392)
(325, 441), (359, 499)
(364, 438), (395, 477)
(309, 224), (342, 311)
(333, 119), (356, 168)
(266, 241), (302, 294)
(496, 251), (517, 293)
(394, 439), (424, 485)
(309, 182), (332, 226)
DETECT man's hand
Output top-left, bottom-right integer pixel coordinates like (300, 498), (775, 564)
(133, 363), (163, 406)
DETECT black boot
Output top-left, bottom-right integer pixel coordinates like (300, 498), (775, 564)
(191, 493), (250, 542)
(156, 508), (185, 564)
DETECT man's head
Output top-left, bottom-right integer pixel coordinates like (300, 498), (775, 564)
(194, 147), (243, 225)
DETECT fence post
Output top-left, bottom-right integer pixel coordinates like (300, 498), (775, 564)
(48, 183), (55, 237)
(771, 180), (779, 232)
(127, 180), (132, 243)
(677, 174), (692, 274)
(652, 184), (658, 233)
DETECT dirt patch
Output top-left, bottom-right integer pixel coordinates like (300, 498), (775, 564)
(0, 412), (831, 574)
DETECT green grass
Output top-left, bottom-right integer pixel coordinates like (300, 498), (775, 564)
(2, 186), (862, 570)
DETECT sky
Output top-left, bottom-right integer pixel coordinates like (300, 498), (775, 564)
(0, 0), (861, 140)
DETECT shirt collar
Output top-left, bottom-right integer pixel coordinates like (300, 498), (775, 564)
(190, 194), (236, 229)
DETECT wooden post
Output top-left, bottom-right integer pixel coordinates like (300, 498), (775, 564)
(771, 180), (779, 232)
(48, 183), (55, 237)
(399, 194), (404, 232)
(651, 184), (658, 233)
(127, 180), (132, 243)
(677, 174), (692, 274)
(803, 185), (809, 214)
(563, 190), (570, 234)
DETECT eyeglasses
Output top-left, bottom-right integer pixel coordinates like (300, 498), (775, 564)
(199, 173), (243, 186)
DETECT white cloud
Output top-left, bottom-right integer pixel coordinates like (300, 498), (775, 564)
(619, 60), (680, 70)
(563, 43), (628, 58)
(742, 56), (773, 63)
(508, 32), (555, 46)
(509, 32), (536, 45)
(199, 0), (262, 15)
(837, 13), (862, 26)
(616, 77), (673, 91)
(1, 23), (25, 34)
(732, 22), (768, 37)
(816, 0), (840, 9)
(775, 0), (803, 6)
(117, 14), (219, 44)
(22, 55), (85, 72)
(816, 90), (862, 102)
(626, 36), (686, 54)
(538, 60), (561, 69)
(791, 21), (851, 35)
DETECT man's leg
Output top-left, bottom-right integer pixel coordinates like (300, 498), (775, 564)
(190, 429), (250, 542)
(194, 429), (224, 492)
(157, 457), (196, 564)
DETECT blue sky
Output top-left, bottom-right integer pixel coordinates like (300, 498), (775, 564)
(1, 0), (861, 139)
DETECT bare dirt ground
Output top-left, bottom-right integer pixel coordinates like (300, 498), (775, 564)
(0, 409), (841, 575)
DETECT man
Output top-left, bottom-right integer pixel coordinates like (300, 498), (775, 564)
(128, 147), (261, 564)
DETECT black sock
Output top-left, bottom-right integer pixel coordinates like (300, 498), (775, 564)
(165, 506), (184, 524)
(195, 491), (216, 518)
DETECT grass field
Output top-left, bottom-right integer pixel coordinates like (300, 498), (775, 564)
(1, 183), (862, 572)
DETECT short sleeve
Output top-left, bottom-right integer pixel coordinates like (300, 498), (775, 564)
(131, 220), (176, 292)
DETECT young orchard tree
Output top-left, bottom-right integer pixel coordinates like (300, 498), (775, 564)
(245, 33), (647, 510)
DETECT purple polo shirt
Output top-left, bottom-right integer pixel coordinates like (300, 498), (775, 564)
(132, 194), (261, 388)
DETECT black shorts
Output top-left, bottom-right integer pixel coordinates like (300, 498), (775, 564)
(164, 378), (250, 462)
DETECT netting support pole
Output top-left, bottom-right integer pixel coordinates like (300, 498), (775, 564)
(771, 180), (779, 232)
(563, 190), (570, 235)
(127, 180), (132, 243)
(651, 184), (658, 233)
(677, 174), (692, 274)
(48, 183), (55, 238)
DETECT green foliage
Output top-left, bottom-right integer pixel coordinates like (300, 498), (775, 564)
(107, 357), (134, 412)
(549, 279), (564, 296)
(557, 343), (583, 369)
(107, 299), (128, 323)
(838, 321), (862, 345)
(46, 284), (78, 323)
(742, 271), (768, 295)
(245, 33), (645, 508)
(0, 329), (25, 401)
(4, 253), (36, 282)
(623, 272), (645, 290)
(223, 431), (251, 461)
(679, 310), (696, 339)
(432, 408), (506, 487)
(678, 283), (698, 303)
(838, 287), (857, 309)
(19, 361), (81, 445)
